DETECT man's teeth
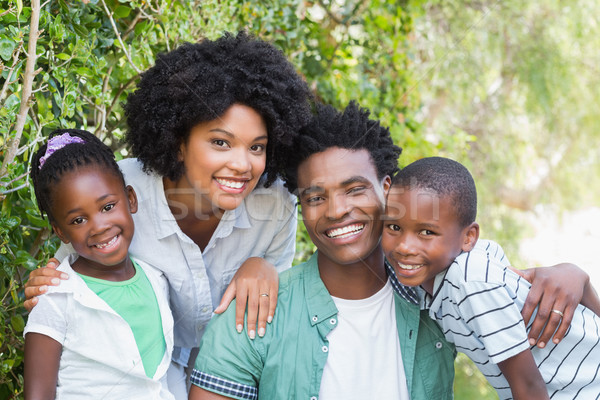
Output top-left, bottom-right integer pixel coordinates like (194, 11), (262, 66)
(216, 178), (245, 189)
(95, 236), (117, 249)
(397, 262), (423, 270)
(327, 224), (364, 239)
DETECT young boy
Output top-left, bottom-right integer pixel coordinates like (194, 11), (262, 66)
(381, 156), (600, 400)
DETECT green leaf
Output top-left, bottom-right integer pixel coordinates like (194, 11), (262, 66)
(2, 358), (15, 370)
(72, 24), (89, 37)
(11, 315), (25, 333)
(2, 216), (20, 230)
(25, 209), (49, 228)
(374, 15), (389, 30)
(114, 5), (132, 18)
(22, 257), (39, 271)
(57, 0), (68, 13)
(134, 20), (147, 35)
(55, 53), (70, 61)
(14, 250), (32, 264)
(3, 93), (19, 112)
(81, 12), (96, 24)
(75, 67), (93, 78)
(16, 0), (23, 19)
(11, 288), (19, 306)
(0, 38), (15, 61)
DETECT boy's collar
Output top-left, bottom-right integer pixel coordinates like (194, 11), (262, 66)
(385, 259), (420, 305)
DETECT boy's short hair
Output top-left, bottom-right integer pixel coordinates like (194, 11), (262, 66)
(283, 101), (402, 194)
(392, 156), (477, 227)
(124, 31), (312, 186)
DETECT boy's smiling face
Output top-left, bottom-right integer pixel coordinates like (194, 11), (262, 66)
(381, 186), (478, 293)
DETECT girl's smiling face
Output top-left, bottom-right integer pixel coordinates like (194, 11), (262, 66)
(50, 166), (137, 272)
(172, 103), (268, 217)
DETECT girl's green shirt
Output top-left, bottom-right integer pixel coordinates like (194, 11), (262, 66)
(79, 259), (166, 378)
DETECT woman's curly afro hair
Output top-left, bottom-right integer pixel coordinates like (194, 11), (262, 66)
(124, 31), (312, 186)
(283, 101), (402, 194)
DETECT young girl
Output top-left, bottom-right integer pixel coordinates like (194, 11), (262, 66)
(24, 129), (174, 400)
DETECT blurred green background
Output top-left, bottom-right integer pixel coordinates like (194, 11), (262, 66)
(3, 1), (600, 398)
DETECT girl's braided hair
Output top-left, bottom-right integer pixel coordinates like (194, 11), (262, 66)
(30, 129), (124, 221)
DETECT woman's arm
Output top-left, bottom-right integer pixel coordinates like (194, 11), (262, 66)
(515, 263), (592, 348)
(24, 333), (62, 400)
(212, 188), (296, 338)
(498, 350), (549, 400)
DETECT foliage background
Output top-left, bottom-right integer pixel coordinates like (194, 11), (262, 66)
(2, 1), (599, 399)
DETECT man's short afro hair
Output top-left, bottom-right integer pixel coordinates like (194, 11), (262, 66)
(392, 156), (477, 227)
(124, 31), (312, 186)
(283, 101), (402, 194)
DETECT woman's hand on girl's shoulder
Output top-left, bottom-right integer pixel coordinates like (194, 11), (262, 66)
(214, 257), (279, 340)
(24, 258), (68, 311)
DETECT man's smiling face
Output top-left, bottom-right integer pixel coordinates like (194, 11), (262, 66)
(297, 147), (390, 268)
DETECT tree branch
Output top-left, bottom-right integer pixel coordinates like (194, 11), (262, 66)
(0, 6), (14, 18)
(317, 0), (342, 24)
(100, 0), (142, 74)
(318, 0), (366, 70)
(123, 8), (143, 39)
(28, 227), (51, 259)
(2, 171), (29, 187)
(105, 74), (138, 117)
(76, 89), (105, 114)
(0, 0), (41, 179)
(28, 106), (40, 133)
(1, 181), (29, 195)
(95, 65), (113, 138)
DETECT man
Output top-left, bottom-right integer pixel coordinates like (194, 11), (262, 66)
(188, 101), (456, 400)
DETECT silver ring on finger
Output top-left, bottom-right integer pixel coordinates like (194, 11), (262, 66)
(260, 293), (269, 297)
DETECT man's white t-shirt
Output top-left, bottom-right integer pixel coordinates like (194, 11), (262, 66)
(318, 280), (410, 400)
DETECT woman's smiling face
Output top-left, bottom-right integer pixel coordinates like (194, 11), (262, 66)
(174, 103), (268, 216)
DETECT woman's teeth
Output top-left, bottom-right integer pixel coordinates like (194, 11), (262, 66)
(216, 178), (245, 189)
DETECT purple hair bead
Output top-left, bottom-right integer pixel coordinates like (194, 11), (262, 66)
(38, 133), (85, 169)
